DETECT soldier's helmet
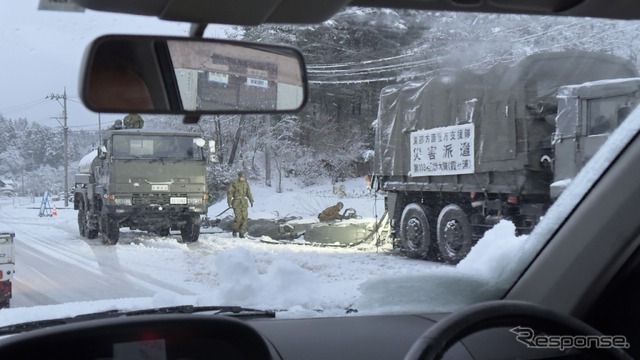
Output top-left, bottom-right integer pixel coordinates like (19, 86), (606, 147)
(337, 202), (344, 209)
(114, 119), (123, 130)
(238, 171), (246, 178)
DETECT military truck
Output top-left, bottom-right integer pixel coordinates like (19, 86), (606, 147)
(74, 120), (211, 245)
(373, 51), (640, 264)
(0, 231), (15, 308)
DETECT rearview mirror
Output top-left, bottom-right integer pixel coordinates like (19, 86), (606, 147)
(81, 35), (308, 115)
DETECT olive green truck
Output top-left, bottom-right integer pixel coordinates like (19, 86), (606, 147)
(74, 123), (211, 245)
(374, 51), (640, 264)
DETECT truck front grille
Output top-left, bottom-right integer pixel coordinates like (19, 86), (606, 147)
(132, 194), (188, 206)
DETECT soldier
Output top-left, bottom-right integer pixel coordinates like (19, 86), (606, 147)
(226, 171), (254, 238)
(109, 119), (124, 130)
(318, 202), (345, 222)
(123, 113), (144, 129)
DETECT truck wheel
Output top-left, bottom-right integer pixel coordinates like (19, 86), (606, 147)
(155, 227), (171, 237)
(85, 212), (99, 239)
(400, 203), (432, 259)
(179, 215), (200, 243)
(437, 204), (473, 264)
(77, 208), (87, 237)
(100, 215), (120, 245)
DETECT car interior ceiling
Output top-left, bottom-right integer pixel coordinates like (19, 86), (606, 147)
(73, 0), (640, 23)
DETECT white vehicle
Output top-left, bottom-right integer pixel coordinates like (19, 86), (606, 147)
(0, 232), (14, 309)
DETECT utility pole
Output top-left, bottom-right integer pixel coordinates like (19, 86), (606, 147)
(264, 114), (272, 187)
(47, 88), (68, 208)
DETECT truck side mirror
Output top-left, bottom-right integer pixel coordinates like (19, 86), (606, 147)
(98, 145), (108, 159)
(618, 106), (632, 125)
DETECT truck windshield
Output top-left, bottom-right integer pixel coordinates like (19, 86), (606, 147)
(111, 135), (203, 160)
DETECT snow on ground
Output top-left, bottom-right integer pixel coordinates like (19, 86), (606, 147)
(208, 176), (385, 220)
(0, 177), (535, 327)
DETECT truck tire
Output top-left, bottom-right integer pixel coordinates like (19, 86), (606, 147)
(399, 203), (433, 260)
(179, 215), (200, 243)
(155, 227), (171, 237)
(437, 204), (473, 264)
(100, 215), (120, 245)
(81, 203), (99, 240)
(77, 208), (87, 237)
(85, 212), (99, 240)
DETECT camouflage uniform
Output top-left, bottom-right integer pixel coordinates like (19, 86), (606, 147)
(123, 113), (144, 129)
(227, 172), (254, 237)
(318, 202), (344, 222)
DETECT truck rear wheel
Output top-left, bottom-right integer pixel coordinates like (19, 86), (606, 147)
(179, 215), (200, 243)
(437, 204), (473, 264)
(100, 215), (120, 245)
(399, 203), (433, 260)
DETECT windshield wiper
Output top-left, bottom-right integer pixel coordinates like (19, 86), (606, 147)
(122, 305), (275, 318)
(0, 306), (275, 335)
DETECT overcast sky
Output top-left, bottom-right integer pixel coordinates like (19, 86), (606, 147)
(0, 0), (229, 130)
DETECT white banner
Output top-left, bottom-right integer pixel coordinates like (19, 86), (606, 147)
(247, 78), (269, 89)
(410, 123), (475, 176)
(208, 72), (229, 84)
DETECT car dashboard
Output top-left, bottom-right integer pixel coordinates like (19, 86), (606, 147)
(0, 313), (573, 359)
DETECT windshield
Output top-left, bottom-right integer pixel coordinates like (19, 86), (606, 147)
(1, 2), (640, 326)
(111, 135), (204, 160)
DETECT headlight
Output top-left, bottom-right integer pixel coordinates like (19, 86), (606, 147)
(115, 197), (132, 206)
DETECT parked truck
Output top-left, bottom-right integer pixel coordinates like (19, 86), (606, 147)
(373, 51), (640, 264)
(0, 231), (14, 308)
(74, 120), (211, 245)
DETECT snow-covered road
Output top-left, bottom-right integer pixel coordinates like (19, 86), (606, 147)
(0, 178), (529, 326)
(1, 192), (436, 313)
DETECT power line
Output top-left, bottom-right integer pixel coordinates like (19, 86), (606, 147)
(306, 20), (640, 84)
(0, 99), (50, 116)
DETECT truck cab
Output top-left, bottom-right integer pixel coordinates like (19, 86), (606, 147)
(552, 78), (640, 198)
(74, 121), (211, 245)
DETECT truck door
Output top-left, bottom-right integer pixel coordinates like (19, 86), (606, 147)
(579, 95), (635, 167)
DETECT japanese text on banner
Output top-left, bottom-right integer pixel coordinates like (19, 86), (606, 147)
(410, 123), (475, 176)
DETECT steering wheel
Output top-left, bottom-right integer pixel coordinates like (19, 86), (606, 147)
(404, 300), (632, 360)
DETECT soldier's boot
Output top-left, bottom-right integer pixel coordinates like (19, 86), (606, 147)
(239, 233), (245, 238)
(232, 231), (238, 237)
